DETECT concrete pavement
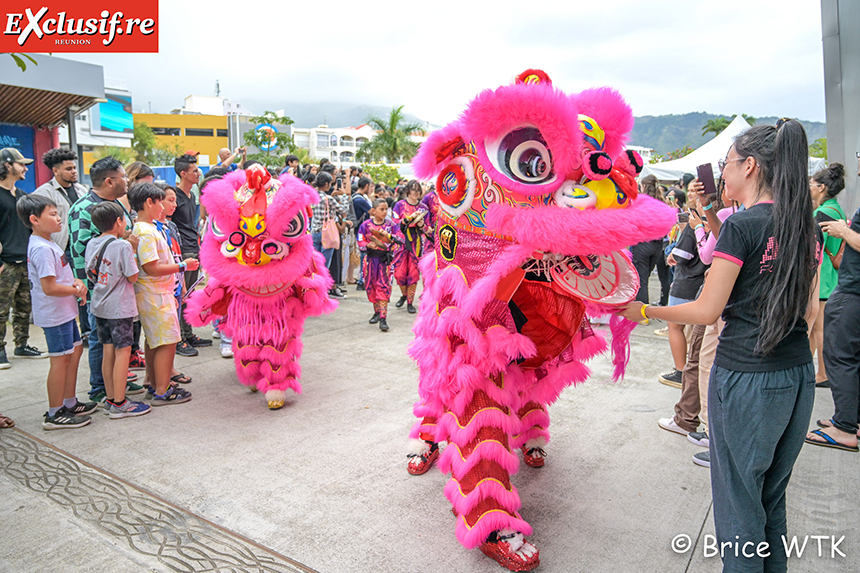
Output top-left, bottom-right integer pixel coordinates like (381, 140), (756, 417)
(1, 280), (858, 572)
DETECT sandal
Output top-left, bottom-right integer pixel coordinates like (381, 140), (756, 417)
(804, 429), (859, 452)
(816, 419), (860, 438)
(170, 372), (192, 384)
(0, 414), (14, 428)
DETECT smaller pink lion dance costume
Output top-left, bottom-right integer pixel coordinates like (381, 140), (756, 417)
(406, 70), (675, 570)
(185, 165), (336, 409)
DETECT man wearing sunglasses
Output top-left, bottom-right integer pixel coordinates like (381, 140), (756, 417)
(69, 157), (135, 403)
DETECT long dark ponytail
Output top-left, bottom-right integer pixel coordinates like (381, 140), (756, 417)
(733, 119), (816, 355)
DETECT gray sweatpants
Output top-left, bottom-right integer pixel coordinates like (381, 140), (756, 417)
(708, 362), (814, 573)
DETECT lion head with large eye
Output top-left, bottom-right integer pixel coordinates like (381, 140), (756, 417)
(199, 165), (319, 299)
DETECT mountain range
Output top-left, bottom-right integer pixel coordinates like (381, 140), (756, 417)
(279, 103), (826, 156)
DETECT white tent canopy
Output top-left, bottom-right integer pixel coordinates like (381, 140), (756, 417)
(639, 115), (826, 182)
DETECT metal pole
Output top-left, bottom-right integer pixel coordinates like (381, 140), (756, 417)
(66, 106), (82, 178)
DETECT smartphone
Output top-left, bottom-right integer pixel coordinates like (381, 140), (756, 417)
(696, 163), (718, 195)
(690, 208), (701, 220)
(677, 212), (690, 224)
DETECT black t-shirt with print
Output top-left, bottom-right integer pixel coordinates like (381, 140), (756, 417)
(170, 187), (199, 253)
(832, 208), (860, 297)
(669, 224), (708, 300)
(712, 202), (813, 372)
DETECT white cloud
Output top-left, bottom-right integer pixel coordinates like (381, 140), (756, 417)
(59, 0), (826, 125)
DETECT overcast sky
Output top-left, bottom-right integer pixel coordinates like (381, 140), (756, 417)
(60, 0), (826, 126)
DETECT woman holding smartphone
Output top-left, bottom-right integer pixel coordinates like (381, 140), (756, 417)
(621, 119), (819, 573)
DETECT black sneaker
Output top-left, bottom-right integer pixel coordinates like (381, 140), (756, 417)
(688, 431), (710, 448)
(658, 369), (683, 389)
(356, 282), (365, 291)
(176, 341), (199, 357)
(0, 349), (9, 370)
(43, 410), (92, 430)
(14, 344), (45, 359)
(692, 451), (710, 468)
(186, 334), (212, 347)
(61, 400), (99, 416)
(395, 296), (407, 308)
(407, 303), (417, 314)
(369, 312), (380, 324)
(379, 318), (389, 332)
(328, 289), (345, 299)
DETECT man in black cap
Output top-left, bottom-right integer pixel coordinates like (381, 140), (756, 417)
(0, 148), (46, 368)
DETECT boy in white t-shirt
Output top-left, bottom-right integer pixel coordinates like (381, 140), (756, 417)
(18, 194), (97, 430)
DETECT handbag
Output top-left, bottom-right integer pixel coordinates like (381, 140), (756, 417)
(820, 204), (847, 271)
(321, 196), (340, 250)
(824, 241), (845, 271)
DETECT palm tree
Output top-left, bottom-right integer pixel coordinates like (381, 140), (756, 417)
(358, 106), (425, 164)
(701, 117), (731, 137)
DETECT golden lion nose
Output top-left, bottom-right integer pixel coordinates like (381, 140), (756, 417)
(240, 214), (266, 238)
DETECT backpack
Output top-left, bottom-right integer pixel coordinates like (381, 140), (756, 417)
(86, 237), (117, 284)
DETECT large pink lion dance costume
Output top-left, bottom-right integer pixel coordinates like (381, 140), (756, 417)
(406, 70), (675, 570)
(185, 166), (336, 409)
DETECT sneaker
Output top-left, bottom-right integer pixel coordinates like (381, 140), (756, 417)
(407, 303), (417, 314)
(90, 390), (107, 404)
(145, 381), (177, 400)
(328, 288), (345, 299)
(369, 312), (380, 324)
(693, 451), (710, 468)
(356, 281), (365, 291)
(109, 400), (151, 419)
(14, 344), (45, 359)
(127, 371), (139, 383)
(658, 369), (683, 389)
(653, 326), (669, 337)
(126, 380), (145, 395)
(379, 318), (389, 332)
(220, 345), (233, 358)
(176, 341), (199, 357)
(688, 431), (710, 448)
(43, 410), (91, 430)
(395, 295), (407, 308)
(186, 334), (212, 347)
(0, 349), (9, 370)
(212, 330), (221, 339)
(60, 400), (98, 416)
(658, 417), (688, 436)
(152, 385), (192, 406)
(129, 350), (146, 370)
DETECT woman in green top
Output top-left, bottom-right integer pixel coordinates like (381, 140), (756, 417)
(810, 162), (846, 387)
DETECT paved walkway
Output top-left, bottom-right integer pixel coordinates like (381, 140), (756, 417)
(1, 283), (857, 572)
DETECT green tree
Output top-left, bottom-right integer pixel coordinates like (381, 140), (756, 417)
(8, 53), (37, 71)
(358, 106), (424, 164)
(361, 163), (402, 187)
(809, 137), (827, 158)
(292, 147), (314, 166)
(148, 141), (185, 166)
(92, 145), (137, 164)
(649, 145), (695, 164)
(701, 117), (731, 137)
(131, 121), (157, 162)
(243, 111), (296, 168)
